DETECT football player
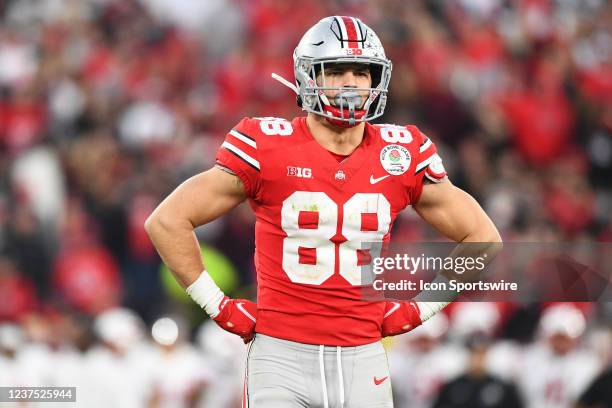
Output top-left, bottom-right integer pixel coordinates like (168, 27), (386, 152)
(388, 313), (467, 408)
(145, 16), (501, 408)
(518, 304), (601, 408)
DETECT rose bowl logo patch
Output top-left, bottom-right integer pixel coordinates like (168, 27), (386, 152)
(380, 145), (411, 175)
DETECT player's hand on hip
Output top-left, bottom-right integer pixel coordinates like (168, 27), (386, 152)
(185, 271), (257, 343)
(213, 296), (257, 343)
(381, 301), (422, 337)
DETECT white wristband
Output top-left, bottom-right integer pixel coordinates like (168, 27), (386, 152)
(415, 301), (450, 322)
(413, 274), (455, 322)
(186, 270), (225, 318)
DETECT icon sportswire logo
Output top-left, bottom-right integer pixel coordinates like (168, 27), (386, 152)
(369, 174), (391, 184)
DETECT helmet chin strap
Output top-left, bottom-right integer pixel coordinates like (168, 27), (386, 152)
(343, 92), (357, 126)
(271, 73), (299, 94)
(322, 91), (366, 128)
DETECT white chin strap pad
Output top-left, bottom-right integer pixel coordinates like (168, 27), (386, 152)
(320, 93), (331, 106)
(270, 73), (299, 95)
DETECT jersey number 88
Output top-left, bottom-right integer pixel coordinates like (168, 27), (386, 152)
(281, 191), (391, 286)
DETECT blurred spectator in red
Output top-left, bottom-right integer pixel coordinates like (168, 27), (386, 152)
(0, 84), (47, 155)
(544, 153), (596, 236)
(0, 256), (38, 321)
(572, 7), (612, 106)
(51, 198), (121, 315)
(496, 46), (575, 166)
(52, 246), (121, 316)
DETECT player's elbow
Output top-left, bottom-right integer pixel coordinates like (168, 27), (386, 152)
(144, 212), (163, 239)
(143, 213), (157, 236)
(489, 228), (503, 244)
(144, 209), (185, 238)
(472, 212), (503, 244)
(482, 226), (503, 257)
(491, 230), (503, 255)
(480, 226), (503, 248)
(466, 222), (503, 252)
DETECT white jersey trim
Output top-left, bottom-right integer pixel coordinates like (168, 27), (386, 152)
(415, 154), (435, 173)
(419, 138), (432, 153)
(222, 141), (260, 170)
(230, 130), (257, 148)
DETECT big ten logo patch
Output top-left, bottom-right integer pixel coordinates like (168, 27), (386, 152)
(287, 166), (313, 179)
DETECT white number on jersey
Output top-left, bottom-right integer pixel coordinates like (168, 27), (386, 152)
(340, 193), (391, 285)
(378, 124), (413, 144)
(281, 191), (391, 286)
(257, 117), (293, 136)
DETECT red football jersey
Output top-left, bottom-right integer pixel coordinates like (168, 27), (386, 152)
(215, 116), (446, 346)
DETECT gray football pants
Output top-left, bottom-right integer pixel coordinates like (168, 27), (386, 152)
(244, 333), (393, 408)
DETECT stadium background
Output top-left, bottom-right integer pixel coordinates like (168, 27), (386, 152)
(0, 0), (610, 407)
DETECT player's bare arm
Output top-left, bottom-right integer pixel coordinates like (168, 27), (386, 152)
(414, 180), (501, 244)
(382, 179), (502, 336)
(144, 167), (246, 287)
(416, 179), (503, 288)
(145, 167), (257, 342)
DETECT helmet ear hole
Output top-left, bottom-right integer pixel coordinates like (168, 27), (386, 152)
(370, 66), (383, 89)
(313, 65), (322, 83)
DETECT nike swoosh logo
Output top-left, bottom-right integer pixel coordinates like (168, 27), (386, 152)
(311, 41), (324, 46)
(370, 175), (391, 184)
(374, 376), (388, 385)
(236, 302), (256, 322)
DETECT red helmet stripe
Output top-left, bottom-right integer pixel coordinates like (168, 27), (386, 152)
(341, 16), (358, 48)
(350, 17), (364, 47)
(352, 17), (364, 49)
(334, 16), (347, 44)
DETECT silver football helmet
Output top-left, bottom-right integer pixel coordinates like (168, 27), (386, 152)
(272, 16), (392, 127)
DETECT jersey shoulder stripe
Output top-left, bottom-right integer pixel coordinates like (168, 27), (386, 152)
(219, 116), (298, 174)
(419, 137), (432, 153)
(221, 121), (260, 171)
(415, 153), (435, 174)
(404, 125), (438, 170)
(229, 129), (256, 148)
(215, 117), (265, 199)
(221, 140), (260, 171)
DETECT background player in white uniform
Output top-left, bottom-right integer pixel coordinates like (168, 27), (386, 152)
(196, 321), (247, 408)
(147, 316), (212, 408)
(85, 308), (155, 408)
(145, 15), (502, 408)
(518, 304), (602, 408)
(388, 314), (467, 408)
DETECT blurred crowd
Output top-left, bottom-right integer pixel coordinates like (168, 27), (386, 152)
(389, 302), (611, 408)
(0, 0), (611, 407)
(1, 310), (249, 408)
(1, 303), (610, 407)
